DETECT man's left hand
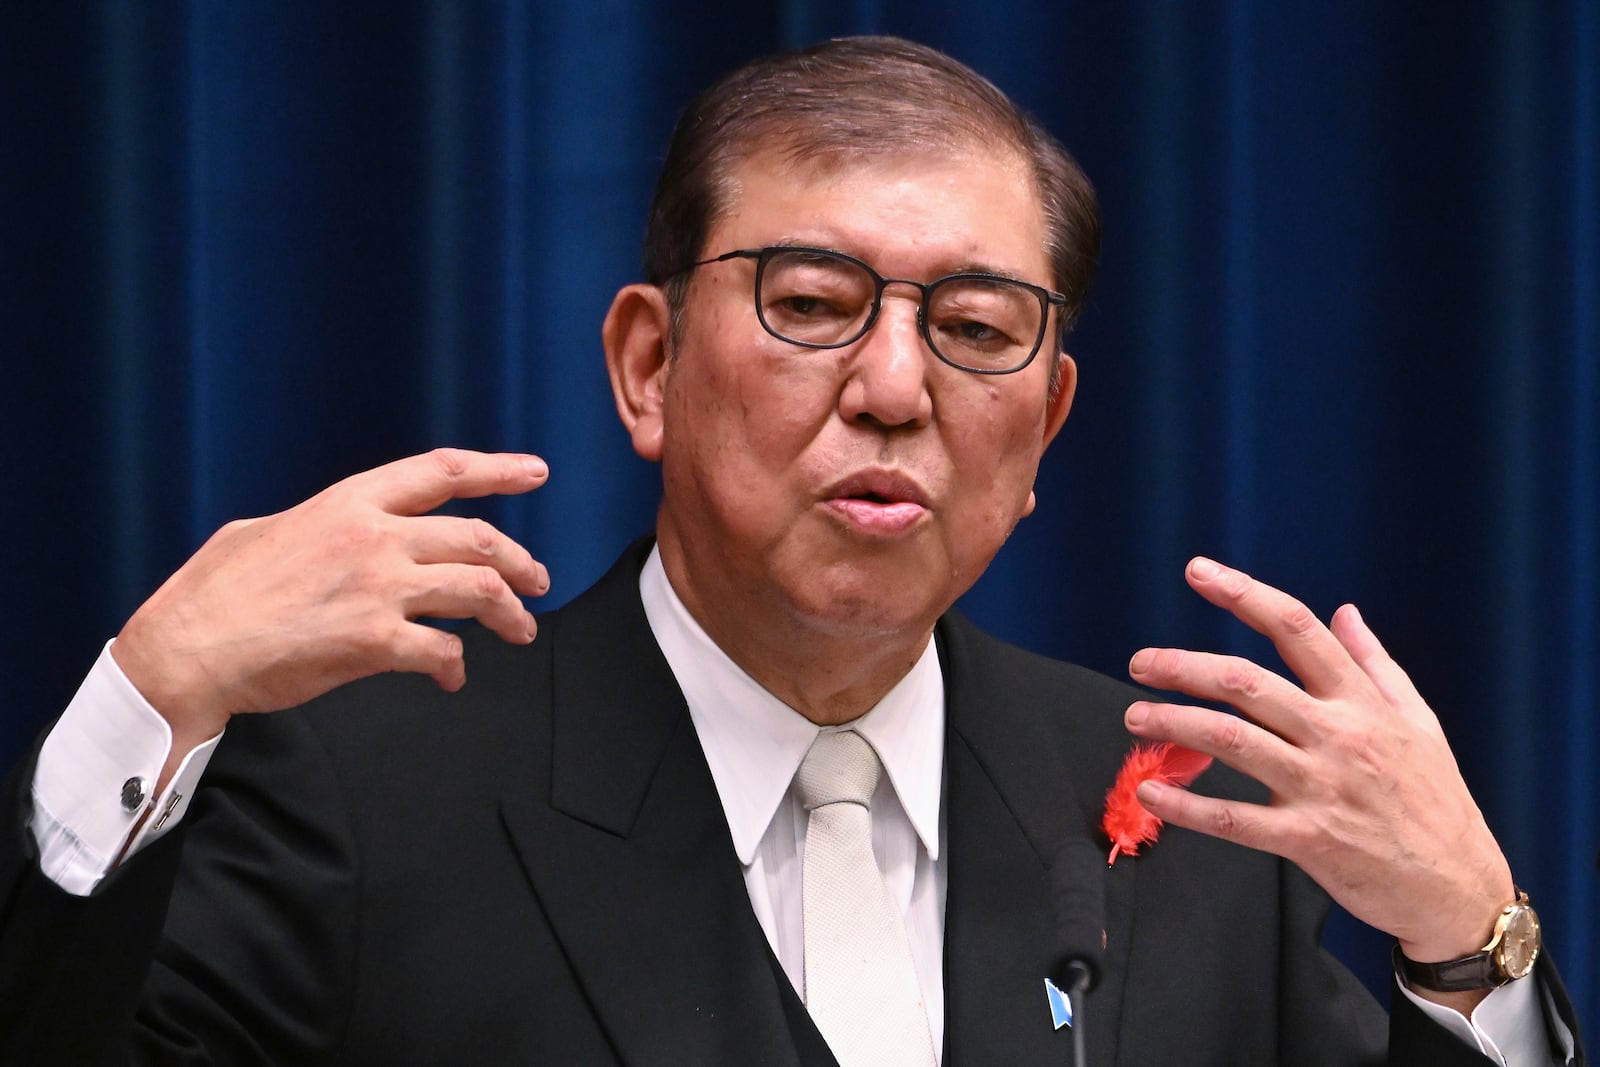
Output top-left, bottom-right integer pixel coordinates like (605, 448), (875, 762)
(1124, 557), (1513, 991)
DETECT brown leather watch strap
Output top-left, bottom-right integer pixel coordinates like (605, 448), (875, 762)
(1394, 943), (1507, 992)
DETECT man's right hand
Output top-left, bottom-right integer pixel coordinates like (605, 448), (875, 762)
(111, 448), (551, 782)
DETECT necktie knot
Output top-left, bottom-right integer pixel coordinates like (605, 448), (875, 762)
(795, 730), (881, 810)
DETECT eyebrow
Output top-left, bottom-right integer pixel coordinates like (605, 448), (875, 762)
(766, 238), (1040, 285)
(945, 261), (1034, 284)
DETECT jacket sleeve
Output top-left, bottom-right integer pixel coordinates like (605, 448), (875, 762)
(0, 714), (362, 1065)
(0, 737), (184, 1063)
(1387, 953), (1586, 1066)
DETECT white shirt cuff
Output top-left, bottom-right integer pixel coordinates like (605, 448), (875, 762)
(1397, 967), (1561, 1065)
(28, 640), (222, 896)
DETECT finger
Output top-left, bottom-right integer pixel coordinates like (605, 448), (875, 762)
(1129, 646), (1322, 746)
(382, 623), (468, 692)
(1134, 778), (1286, 855)
(357, 448), (550, 516)
(1125, 698), (1308, 795)
(1330, 603), (1436, 728)
(404, 563), (538, 645)
(1183, 557), (1356, 699)
(405, 515), (551, 598)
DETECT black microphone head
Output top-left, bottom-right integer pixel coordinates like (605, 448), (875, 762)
(1048, 834), (1107, 994)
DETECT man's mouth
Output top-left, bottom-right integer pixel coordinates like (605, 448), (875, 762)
(822, 471), (930, 535)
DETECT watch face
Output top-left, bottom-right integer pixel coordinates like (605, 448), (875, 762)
(1497, 907), (1541, 978)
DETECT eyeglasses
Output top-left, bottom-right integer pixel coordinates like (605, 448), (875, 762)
(682, 246), (1066, 375)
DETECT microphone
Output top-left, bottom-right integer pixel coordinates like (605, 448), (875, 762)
(1048, 835), (1106, 1067)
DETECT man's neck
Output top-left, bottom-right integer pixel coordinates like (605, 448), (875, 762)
(654, 546), (936, 726)
(719, 625), (934, 726)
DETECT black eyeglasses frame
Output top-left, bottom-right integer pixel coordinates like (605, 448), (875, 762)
(682, 245), (1067, 376)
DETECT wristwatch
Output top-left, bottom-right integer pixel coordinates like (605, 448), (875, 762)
(1397, 890), (1541, 992)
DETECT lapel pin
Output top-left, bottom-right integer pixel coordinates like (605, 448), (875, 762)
(1044, 978), (1073, 1030)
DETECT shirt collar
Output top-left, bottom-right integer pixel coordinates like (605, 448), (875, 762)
(639, 545), (944, 864)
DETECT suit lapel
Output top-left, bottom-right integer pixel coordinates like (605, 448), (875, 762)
(938, 615), (1134, 1066)
(497, 544), (815, 1066)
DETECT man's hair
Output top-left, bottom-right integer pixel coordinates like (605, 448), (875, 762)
(643, 36), (1101, 344)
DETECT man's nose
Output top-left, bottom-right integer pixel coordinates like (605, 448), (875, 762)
(837, 290), (934, 430)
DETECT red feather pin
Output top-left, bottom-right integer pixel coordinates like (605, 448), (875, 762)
(1102, 742), (1213, 865)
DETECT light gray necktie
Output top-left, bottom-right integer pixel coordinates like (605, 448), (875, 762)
(795, 730), (937, 1066)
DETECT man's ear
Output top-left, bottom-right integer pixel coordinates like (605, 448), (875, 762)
(602, 283), (673, 462)
(1041, 350), (1077, 450)
(1023, 351), (1078, 518)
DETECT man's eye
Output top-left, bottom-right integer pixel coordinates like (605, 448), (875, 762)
(777, 295), (825, 316)
(770, 294), (852, 320)
(940, 318), (1017, 350)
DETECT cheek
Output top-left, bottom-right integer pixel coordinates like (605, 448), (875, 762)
(665, 339), (833, 481)
(996, 378), (1053, 458)
(947, 388), (1049, 521)
(955, 384), (1048, 472)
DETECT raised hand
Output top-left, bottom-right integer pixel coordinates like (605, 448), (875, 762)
(1123, 557), (1513, 988)
(112, 448), (551, 764)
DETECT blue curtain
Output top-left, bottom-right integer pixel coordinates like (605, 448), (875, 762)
(2, 1), (1593, 1022)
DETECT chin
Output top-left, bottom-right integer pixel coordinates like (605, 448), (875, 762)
(790, 604), (930, 643)
(780, 572), (949, 642)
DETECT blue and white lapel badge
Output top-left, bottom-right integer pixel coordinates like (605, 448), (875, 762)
(1044, 978), (1073, 1030)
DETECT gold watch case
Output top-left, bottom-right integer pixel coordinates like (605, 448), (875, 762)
(1490, 893), (1541, 980)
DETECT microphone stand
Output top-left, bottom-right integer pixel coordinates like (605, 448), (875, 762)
(1049, 836), (1105, 1067)
(1061, 958), (1092, 1067)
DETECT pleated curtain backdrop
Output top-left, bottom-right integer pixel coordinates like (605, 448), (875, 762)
(1, 1), (1594, 1023)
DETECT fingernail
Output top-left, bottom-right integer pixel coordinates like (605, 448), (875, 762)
(1136, 780), (1166, 805)
(1129, 649), (1154, 675)
(522, 457), (548, 479)
(1126, 702), (1148, 727)
(1189, 557), (1221, 580)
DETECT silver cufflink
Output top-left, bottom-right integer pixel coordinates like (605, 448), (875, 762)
(120, 776), (148, 813)
(153, 791), (183, 832)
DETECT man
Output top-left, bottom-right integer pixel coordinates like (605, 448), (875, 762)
(0, 36), (1583, 1065)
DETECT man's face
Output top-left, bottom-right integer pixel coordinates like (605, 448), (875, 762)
(643, 147), (1075, 653)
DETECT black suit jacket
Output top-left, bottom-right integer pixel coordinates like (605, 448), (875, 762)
(0, 542), (1583, 1064)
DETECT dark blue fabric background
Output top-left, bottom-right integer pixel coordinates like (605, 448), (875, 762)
(2, 1), (1594, 1024)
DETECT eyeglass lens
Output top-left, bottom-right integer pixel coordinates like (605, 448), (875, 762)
(756, 249), (1043, 371)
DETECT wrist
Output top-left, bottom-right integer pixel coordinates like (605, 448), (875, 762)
(1395, 867), (1516, 964)
(1396, 889), (1541, 995)
(110, 625), (230, 750)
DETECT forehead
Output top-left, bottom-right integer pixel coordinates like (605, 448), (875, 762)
(709, 145), (1052, 282)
